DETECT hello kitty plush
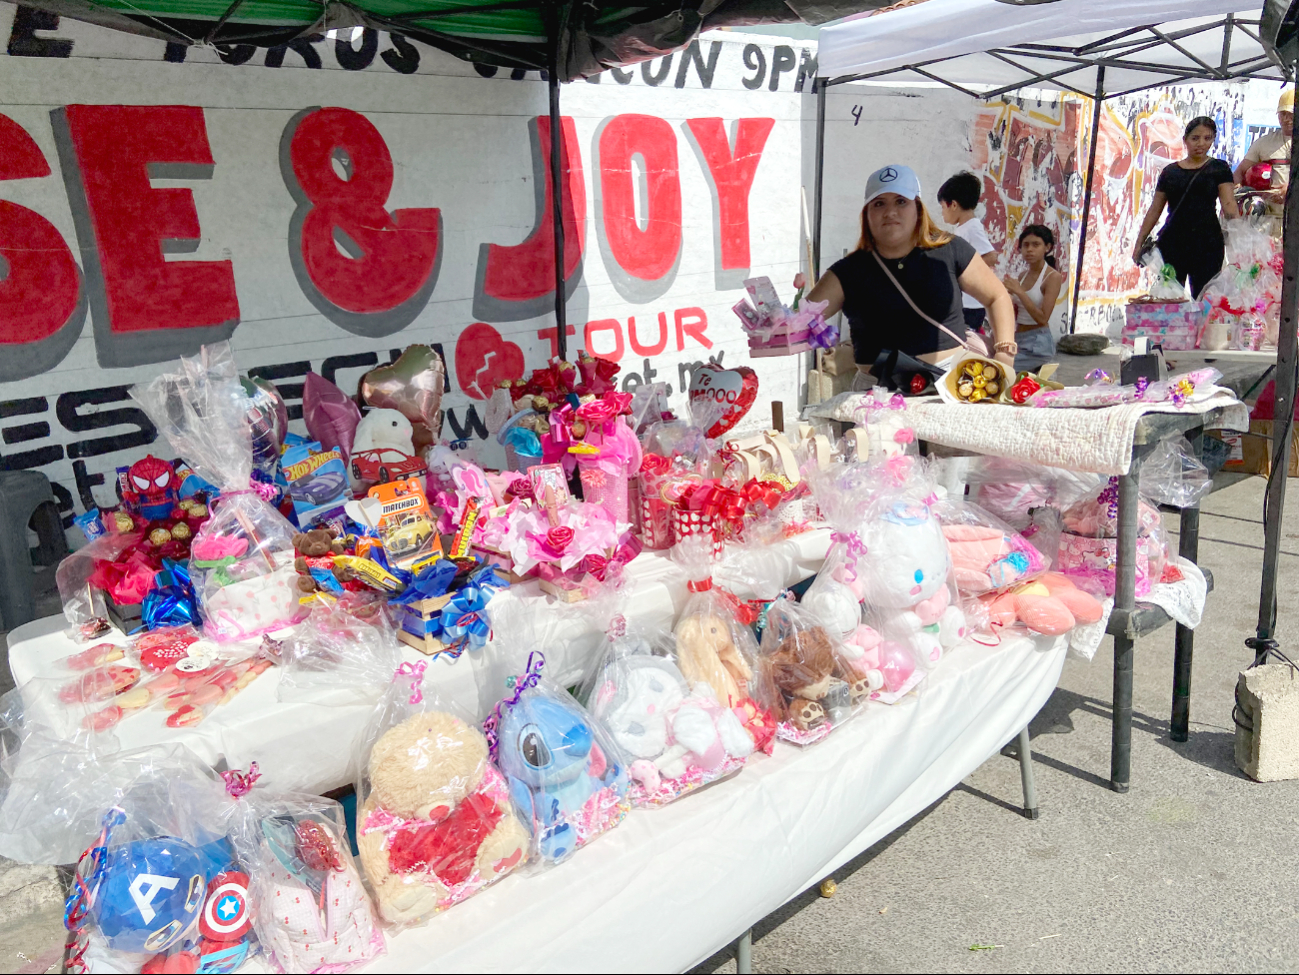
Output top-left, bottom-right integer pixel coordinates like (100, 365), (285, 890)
(860, 499), (967, 666)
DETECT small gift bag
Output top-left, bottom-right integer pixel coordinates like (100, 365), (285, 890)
(132, 343), (304, 641)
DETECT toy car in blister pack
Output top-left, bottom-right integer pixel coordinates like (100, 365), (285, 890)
(281, 440), (351, 531)
(367, 478), (442, 572)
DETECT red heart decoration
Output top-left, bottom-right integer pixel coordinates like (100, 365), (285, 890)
(455, 322), (526, 401)
(687, 363), (759, 438)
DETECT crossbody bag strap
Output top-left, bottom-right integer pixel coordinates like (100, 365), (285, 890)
(1163, 164), (1206, 225)
(871, 250), (976, 351)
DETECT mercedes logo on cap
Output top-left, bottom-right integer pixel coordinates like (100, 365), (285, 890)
(880, 167), (898, 182)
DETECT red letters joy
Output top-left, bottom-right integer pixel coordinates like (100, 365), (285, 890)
(0, 106), (774, 375)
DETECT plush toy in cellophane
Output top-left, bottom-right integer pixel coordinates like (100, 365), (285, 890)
(484, 652), (630, 865)
(754, 594), (870, 746)
(353, 664), (528, 928)
(580, 615), (755, 807)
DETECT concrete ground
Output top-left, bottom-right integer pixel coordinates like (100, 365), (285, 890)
(2, 474), (1296, 973)
(694, 472), (1299, 974)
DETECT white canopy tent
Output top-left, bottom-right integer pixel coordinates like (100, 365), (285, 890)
(818, 0), (1287, 97)
(807, 0), (1289, 335)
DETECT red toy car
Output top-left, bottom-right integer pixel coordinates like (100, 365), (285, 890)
(351, 448), (427, 485)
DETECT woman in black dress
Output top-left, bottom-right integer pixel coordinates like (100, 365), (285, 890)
(1131, 116), (1239, 297)
(807, 164), (1017, 378)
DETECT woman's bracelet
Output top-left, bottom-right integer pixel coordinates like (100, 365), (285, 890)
(994, 341), (1018, 355)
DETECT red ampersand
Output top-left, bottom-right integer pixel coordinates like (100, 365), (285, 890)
(286, 107), (440, 320)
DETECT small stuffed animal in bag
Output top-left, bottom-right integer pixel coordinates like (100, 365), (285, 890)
(592, 654), (754, 805)
(761, 623), (870, 740)
(862, 500), (967, 665)
(981, 571), (1105, 636)
(492, 682), (629, 863)
(674, 612), (752, 707)
(358, 711), (529, 924)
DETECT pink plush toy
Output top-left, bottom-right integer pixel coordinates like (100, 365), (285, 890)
(840, 624), (918, 698)
(981, 572), (1104, 636)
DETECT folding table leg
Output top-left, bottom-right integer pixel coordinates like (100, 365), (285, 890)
(736, 928), (753, 974)
(1110, 469), (1139, 793)
(1017, 726), (1039, 819)
(1170, 506), (1199, 742)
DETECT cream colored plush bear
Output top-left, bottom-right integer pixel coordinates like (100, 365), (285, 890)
(358, 711), (530, 925)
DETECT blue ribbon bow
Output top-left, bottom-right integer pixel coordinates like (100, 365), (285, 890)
(142, 558), (201, 629)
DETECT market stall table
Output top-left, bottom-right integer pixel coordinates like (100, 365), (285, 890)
(808, 388), (1248, 793)
(234, 630), (1065, 975)
(4, 533), (833, 796)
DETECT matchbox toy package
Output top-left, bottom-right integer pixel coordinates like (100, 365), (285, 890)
(281, 439), (350, 531)
(367, 478), (442, 572)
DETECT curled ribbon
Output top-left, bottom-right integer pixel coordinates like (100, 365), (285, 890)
(1097, 477), (1120, 520)
(394, 660), (427, 705)
(482, 651), (546, 760)
(220, 763), (262, 798)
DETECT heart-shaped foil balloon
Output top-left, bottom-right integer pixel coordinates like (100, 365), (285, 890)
(687, 363), (759, 438)
(360, 345), (446, 447)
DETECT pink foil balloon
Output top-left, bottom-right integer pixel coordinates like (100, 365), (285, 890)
(360, 345), (446, 446)
(303, 372), (363, 462)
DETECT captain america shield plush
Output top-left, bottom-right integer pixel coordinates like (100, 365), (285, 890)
(199, 871), (251, 942)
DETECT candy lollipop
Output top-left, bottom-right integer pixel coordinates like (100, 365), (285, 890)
(360, 345), (446, 447)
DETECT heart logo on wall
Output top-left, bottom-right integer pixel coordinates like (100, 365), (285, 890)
(687, 363), (759, 438)
(455, 322), (526, 400)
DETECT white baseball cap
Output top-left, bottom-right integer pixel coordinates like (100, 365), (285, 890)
(864, 164), (921, 205)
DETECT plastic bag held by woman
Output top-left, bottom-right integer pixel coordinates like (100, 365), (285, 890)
(131, 343), (304, 641)
(352, 661), (529, 928)
(483, 653), (631, 865)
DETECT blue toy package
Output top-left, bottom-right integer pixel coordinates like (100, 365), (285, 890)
(282, 440), (351, 531)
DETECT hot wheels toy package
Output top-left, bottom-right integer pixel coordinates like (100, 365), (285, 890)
(132, 343), (304, 641)
(482, 652), (631, 865)
(754, 594), (868, 746)
(353, 662), (529, 928)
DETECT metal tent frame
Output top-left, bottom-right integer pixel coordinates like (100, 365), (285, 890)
(811, 12), (1291, 334)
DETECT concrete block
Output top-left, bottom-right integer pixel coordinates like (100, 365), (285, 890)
(1234, 664), (1299, 781)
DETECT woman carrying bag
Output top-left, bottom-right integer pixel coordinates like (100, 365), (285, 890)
(1131, 116), (1238, 298)
(807, 164), (1017, 389)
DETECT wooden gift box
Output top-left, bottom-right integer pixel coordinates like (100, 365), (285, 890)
(396, 593), (452, 655)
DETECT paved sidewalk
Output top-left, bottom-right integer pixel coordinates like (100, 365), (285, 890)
(695, 473), (1299, 974)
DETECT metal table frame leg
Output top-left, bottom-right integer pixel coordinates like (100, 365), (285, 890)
(1110, 465), (1140, 793)
(1170, 504), (1200, 742)
(736, 928), (753, 974)
(1017, 725), (1040, 819)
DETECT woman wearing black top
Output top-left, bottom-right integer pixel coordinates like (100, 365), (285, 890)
(807, 164), (1017, 376)
(1131, 116), (1238, 297)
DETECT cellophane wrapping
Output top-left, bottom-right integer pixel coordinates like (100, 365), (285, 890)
(578, 579), (755, 807)
(278, 593), (403, 706)
(351, 663), (529, 929)
(754, 595), (867, 746)
(230, 788), (384, 973)
(482, 652), (631, 866)
(1057, 478), (1169, 598)
(131, 343), (303, 641)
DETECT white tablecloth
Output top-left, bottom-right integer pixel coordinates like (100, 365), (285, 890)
(6, 533), (832, 795)
(241, 630), (1066, 974)
(807, 392), (1248, 475)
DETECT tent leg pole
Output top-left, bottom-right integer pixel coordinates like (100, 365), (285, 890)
(548, 61), (568, 361)
(1069, 65), (1105, 336)
(1251, 52), (1299, 662)
(813, 78), (826, 280)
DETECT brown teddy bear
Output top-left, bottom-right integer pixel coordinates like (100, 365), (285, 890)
(357, 710), (530, 925)
(763, 626), (872, 731)
(292, 527), (346, 593)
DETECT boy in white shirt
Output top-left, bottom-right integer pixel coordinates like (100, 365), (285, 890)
(938, 171), (998, 332)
